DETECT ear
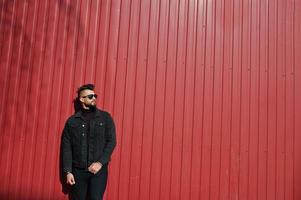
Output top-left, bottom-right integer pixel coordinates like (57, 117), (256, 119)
(79, 97), (84, 103)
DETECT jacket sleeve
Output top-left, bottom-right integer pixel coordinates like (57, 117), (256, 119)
(99, 113), (117, 165)
(61, 121), (73, 173)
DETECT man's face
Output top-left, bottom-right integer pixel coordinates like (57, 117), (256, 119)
(79, 89), (97, 109)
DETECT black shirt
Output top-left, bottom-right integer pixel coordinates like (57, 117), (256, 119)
(81, 108), (96, 168)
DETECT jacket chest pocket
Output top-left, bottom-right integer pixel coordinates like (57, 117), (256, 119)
(94, 122), (105, 140)
(70, 123), (86, 142)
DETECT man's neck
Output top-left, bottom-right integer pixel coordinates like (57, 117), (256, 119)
(81, 106), (96, 112)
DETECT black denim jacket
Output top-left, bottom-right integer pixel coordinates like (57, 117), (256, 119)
(61, 108), (116, 173)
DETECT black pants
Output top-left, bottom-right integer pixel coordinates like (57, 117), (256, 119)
(71, 165), (108, 200)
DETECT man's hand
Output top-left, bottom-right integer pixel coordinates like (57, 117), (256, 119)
(66, 173), (75, 185)
(88, 162), (103, 174)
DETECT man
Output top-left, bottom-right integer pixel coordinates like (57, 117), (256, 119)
(61, 84), (116, 200)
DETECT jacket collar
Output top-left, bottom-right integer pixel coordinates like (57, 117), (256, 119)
(74, 108), (102, 118)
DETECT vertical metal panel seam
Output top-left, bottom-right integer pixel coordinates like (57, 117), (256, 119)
(29, 0), (50, 197)
(143, 0), (152, 194)
(77, 0), (85, 83)
(7, 0), (27, 198)
(51, 1), (72, 199)
(238, 0), (244, 198)
(218, 0), (226, 198)
(127, 0), (142, 193)
(59, 0), (82, 196)
(88, 0), (100, 82)
(13, 1), (31, 199)
(148, 0), (160, 197)
(100, 0), (113, 110)
(104, 0), (118, 112)
(137, 0), (145, 198)
(265, 0), (270, 199)
(41, 2), (61, 198)
(136, 0), (148, 192)
(94, 0), (109, 110)
(123, 0), (138, 195)
(256, 0), (262, 199)
(137, 0), (152, 198)
(161, 0), (173, 199)
(147, 0), (161, 198)
(47, 1), (65, 197)
(24, 0), (42, 196)
(55, 1), (74, 132)
(41, 3), (64, 198)
(228, 0), (235, 198)
(59, 1), (78, 112)
(261, 0), (270, 195)
(0, 0), (8, 124)
(68, 0), (79, 96)
(268, 1), (277, 196)
(274, 0), (278, 197)
(246, 0), (253, 198)
(283, 1), (288, 198)
(180, 0), (192, 197)
(1, 0), (17, 197)
(110, 0), (123, 196)
(82, 0), (92, 82)
(105, 0), (118, 112)
(33, 0), (54, 196)
(179, 0), (188, 195)
(19, 0), (39, 199)
(118, 0), (134, 196)
(288, 1), (296, 196)
(247, 3), (253, 199)
(104, 0), (121, 194)
(188, 0), (199, 198)
(84, 0), (94, 81)
(56, 2), (74, 199)
(198, 0), (208, 197)
(0, 0), (5, 132)
(127, 0), (143, 198)
(154, 0), (164, 197)
(158, 0), (171, 198)
(197, 0), (204, 196)
(0, 0), (14, 126)
(0, 0), (6, 58)
(78, 0), (87, 81)
(279, 0), (286, 198)
(209, 1), (217, 198)
(0, 0), (16, 149)
(60, 0), (73, 106)
(92, 0), (102, 83)
(0, 0), (5, 60)
(170, 0), (181, 197)
(292, 1), (296, 199)
(217, 0), (226, 198)
(208, 0), (215, 196)
(70, 0), (82, 93)
(7, 0), (26, 189)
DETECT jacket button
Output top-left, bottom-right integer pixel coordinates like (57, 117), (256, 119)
(82, 133), (85, 136)
(100, 123), (103, 126)
(82, 124), (85, 127)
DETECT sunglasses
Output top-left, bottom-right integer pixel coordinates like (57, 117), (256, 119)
(82, 94), (98, 99)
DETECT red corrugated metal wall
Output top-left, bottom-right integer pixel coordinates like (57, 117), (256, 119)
(0, 0), (301, 199)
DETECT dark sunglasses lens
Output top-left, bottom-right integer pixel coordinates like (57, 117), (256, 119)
(87, 94), (97, 99)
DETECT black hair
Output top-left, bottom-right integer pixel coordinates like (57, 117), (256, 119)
(77, 84), (95, 97)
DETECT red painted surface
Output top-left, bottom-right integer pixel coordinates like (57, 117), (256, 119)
(0, 0), (300, 199)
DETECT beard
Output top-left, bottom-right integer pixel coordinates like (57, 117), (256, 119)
(87, 104), (96, 110)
